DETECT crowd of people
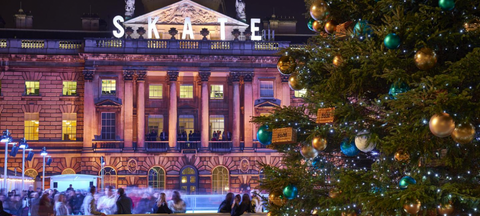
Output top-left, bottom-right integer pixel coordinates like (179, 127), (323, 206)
(0, 185), (262, 216)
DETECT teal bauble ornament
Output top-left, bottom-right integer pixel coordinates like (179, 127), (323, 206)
(439, 0), (455, 11)
(312, 157), (325, 169)
(353, 20), (372, 37)
(384, 33), (401, 49)
(399, 176), (416, 190)
(283, 184), (298, 200)
(307, 19), (315, 31)
(257, 125), (272, 145)
(388, 82), (410, 99)
(340, 139), (359, 157)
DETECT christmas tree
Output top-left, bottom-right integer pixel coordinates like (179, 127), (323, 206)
(254, 0), (480, 215)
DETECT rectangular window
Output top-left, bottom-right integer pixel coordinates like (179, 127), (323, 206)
(210, 85), (224, 99)
(180, 84), (193, 99)
(25, 81), (40, 96)
(101, 80), (116, 96)
(148, 115), (164, 140)
(294, 89), (307, 98)
(149, 84), (163, 99)
(62, 113), (77, 141)
(210, 115), (225, 140)
(24, 113), (39, 140)
(62, 81), (77, 96)
(0, 80), (2, 95)
(179, 115), (194, 140)
(101, 113), (116, 140)
(260, 80), (274, 98)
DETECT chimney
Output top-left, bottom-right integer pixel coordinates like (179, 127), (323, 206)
(14, 2), (32, 29)
(81, 6), (100, 31)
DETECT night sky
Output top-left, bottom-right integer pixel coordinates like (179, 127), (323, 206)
(0, 0), (310, 33)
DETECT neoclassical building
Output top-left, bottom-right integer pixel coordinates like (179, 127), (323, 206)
(0, 0), (305, 194)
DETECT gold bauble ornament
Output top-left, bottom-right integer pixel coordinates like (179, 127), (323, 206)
(324, 20), (337, 34)
(277, 55), (296, 75)
(267, 213), (272, 216)
(310, 0), (329, 21)
(429, 113), (455, 138)
(301, 144), (319, 159)
(437, 203), (454, 215)
(403, 200), (421, 214)
(333, 54), (343, 67)
(312, 20), (323, 33)
(451, 123), (475, 144)
(312, 136), (327, 151)
(288, 72), (305, 91)
(341, 212), (357, 216)
(414, 48), (437, 70)
(329, 189), (341, 198)
(268, 190), (286, 207)
(394, 150), (410, 162)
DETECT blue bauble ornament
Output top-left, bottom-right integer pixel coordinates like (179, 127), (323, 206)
(312, 157), (325, 169)
(384, 33), (401, 49)
(307, 19), (315, 31)
(257, 125), (272, 145)
(438, 0), (455, 11)
(353, 20), (373, 37)
(283, 184), (298, 200)
(388, 82), (410, 99)
(399, 176), (416, 190)
(340, 139), (359, 156)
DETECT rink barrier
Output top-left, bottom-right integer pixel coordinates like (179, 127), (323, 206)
(82, 214), (267, 216)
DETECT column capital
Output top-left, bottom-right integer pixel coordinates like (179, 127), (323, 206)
(229, 72), (241, 82)
(167, 71), (179, 81)
(198, 70), (211, 82)
(123, 70), (135, 81)
(136, 70), (147, 81)
(280, 74), (290, 82)
(82, 67), (95, 82)
(242, 72), (254, 82)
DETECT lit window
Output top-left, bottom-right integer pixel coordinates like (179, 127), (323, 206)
(25, 81), (40, 96)
(24, 113), (39, 140)
(179, 115), (194, 140)
(210, 85), (224, 99)
(148, 167), (165, 190)
(180, 84), (193, 99)
(148, 115), (164, 139)
(0, 80), (2, 95)
(210, 115), (225, 139)
(63, 81), (77, 96)
(294, 89), (307, 98)
(260, 80), (274, 97)
(101, 80), (116, 96)
(101, 113), (116, 140)
(212, 166), (229, 194)
(62, 113), (77, 141)
(149, 84), (163, 99)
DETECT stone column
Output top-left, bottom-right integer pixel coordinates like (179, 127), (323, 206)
(231, 72), (241, 148)
(199, 70), (211, 149)
(168, 71), (179, 148)
(124, 70), (135, 150)
(136, 70), (146, 150)
(281, 74), (291, 107)
(82, 68), (95, 149)
(243, 72), (254, 148)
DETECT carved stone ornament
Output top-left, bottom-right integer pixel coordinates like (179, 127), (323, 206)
(82, 69), (95, 81)
(240, 158), (249, 173)
(123, 70), (135, 81)
(127, 158), (138, 173)
(229, 72), (241, 82)
(281, 74), (290, 82)
(167, 71), (179, 81)
(156, 3), (221, 24)
(243, 72), (254, 82)
(136, 70), (147, 81)
(198, 71), (211, 82)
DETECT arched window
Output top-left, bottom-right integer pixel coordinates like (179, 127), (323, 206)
(62, 168), (76, 175)
(99, 167), (117, 188)
(212, 166), (229, 194)
(180, 166), (198, 194)
(148, 166), (165, 189)
(25, 169), (38, 178)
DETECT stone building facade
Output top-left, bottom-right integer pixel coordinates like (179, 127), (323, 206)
(0, 1), (304, 194)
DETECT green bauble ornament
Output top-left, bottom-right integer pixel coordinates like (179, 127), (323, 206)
(388, 82), (409, 99)
(384, 33), (401, 49)
(257, 125), (272, 145)
(307, 19), (315, 31)
(282, 184), (298, 200)
(439, 0), (455, 11)
(399, 176), (416, 190)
